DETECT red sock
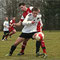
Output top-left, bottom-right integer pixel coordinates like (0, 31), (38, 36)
(41, 40), (47, 54)
(20, 41), (27, 53)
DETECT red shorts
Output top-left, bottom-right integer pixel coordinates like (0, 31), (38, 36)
(9, 27), (14, 32)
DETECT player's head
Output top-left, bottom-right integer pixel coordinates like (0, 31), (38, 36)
(32, 7), (39, 17)
(5, 17), (8, 21)
(19, 3), (27, 11)
(13, 17), (16, 20)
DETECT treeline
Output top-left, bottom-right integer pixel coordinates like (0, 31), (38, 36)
(2, 0), (60, 30)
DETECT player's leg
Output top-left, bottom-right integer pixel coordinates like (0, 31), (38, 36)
(9, 29), (16, 37)
(17, 39), (29, 55)
(33, 33), (42, 56)
(36, 40), (41, 54)
(6, 37), (25, 56)
(40, 39), (47, 58)
(5, 35), (8, 40)
(17, 32), (35, 56)
(5, 31), (9, 40)
(2, 31), (6, 41)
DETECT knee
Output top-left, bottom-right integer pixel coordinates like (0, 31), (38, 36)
(14, 42), (18, 46)
(14, 30), (16, 33)
(13, 30), (16, 33)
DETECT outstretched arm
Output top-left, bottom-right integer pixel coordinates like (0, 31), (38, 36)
(14, 21), (22, 26)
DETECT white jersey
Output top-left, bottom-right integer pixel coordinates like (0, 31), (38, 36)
(3, 21), (9, 31)
(22, 13), (43, 33)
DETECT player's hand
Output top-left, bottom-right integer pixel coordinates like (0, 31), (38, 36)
(13, 23), (16, 26)
(31, 21), (35, 24)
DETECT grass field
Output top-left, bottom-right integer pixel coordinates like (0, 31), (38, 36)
(0, 31), (60, 60)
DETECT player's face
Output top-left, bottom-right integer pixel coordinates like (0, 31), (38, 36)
(13, 17), (16, 20)
(32, 11), (38, 17)
(5, 17), (8, 21)
(20, 5), (26, 11)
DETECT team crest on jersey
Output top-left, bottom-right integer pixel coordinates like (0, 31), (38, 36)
(28, 14), (32, 16)
(37, 18), (40, 20)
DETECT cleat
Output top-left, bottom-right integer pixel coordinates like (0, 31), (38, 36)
(17, 53), (24, 56)
(2, 39), (4, 41)
(42, 53), (47, 59)
(5, 39), (7, 40)
(5, 54), (12, 56)
(36, 52), (43, 57)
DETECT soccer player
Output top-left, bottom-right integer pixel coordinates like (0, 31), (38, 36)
(6, 7), (47, 58)
(17, 3), (41, 56)
(9, 17), (16, 37)
(22, 8), (47, 58)
(14, 3), (33, 55)
(2, 17), (9, 41)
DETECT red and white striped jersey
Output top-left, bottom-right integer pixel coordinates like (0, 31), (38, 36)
(22, 13), (43, 33)
(9, 19), (15, 28)
(20, 6), (33, 22)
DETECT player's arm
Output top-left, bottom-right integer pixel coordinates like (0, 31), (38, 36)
(14, 21), (22, 26)
(14, 15), (24, 26)
(9, 20), (14, 27)
(22, 14), (35, 25)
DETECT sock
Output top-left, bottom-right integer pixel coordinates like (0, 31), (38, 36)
(20, 42), (27, 53)
(9, 45), (16, 55)
(36, 41), (41, 53)
(41, 40), (47, 54)
(2, 35), (5, 40)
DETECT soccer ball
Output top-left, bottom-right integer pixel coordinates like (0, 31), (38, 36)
(34, 32), (44, 41)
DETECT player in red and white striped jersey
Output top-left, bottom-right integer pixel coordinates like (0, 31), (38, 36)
(14, 3), (33, 55)
(9, 17), (16, 37)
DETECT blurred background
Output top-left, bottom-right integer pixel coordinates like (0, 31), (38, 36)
(0, 0), (60, 30)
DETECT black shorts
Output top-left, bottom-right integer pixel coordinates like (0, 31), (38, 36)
(19, 32), (37, 39)
(4, 31), (9, 36)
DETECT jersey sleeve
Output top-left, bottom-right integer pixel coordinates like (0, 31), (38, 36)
(29, 6), (33, 10)
(37, 14), (43, 27)
(10, 20), (12, 24)
(39, 14), (43, 27)
(22, 14), (32, 25)
(20, 15), (24, 22)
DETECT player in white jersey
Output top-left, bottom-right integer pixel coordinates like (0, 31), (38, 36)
(2, 17), (9, 41)
(22, 13), (43, 33)
(6, 7), (47, 58)
(22, 9), (47, 58)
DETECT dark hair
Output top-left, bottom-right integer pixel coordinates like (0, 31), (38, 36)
(19, 3), (25, 7)
(32, 7), (38, 12)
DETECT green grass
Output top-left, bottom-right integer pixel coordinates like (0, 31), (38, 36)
(0, 31), (60, 60)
